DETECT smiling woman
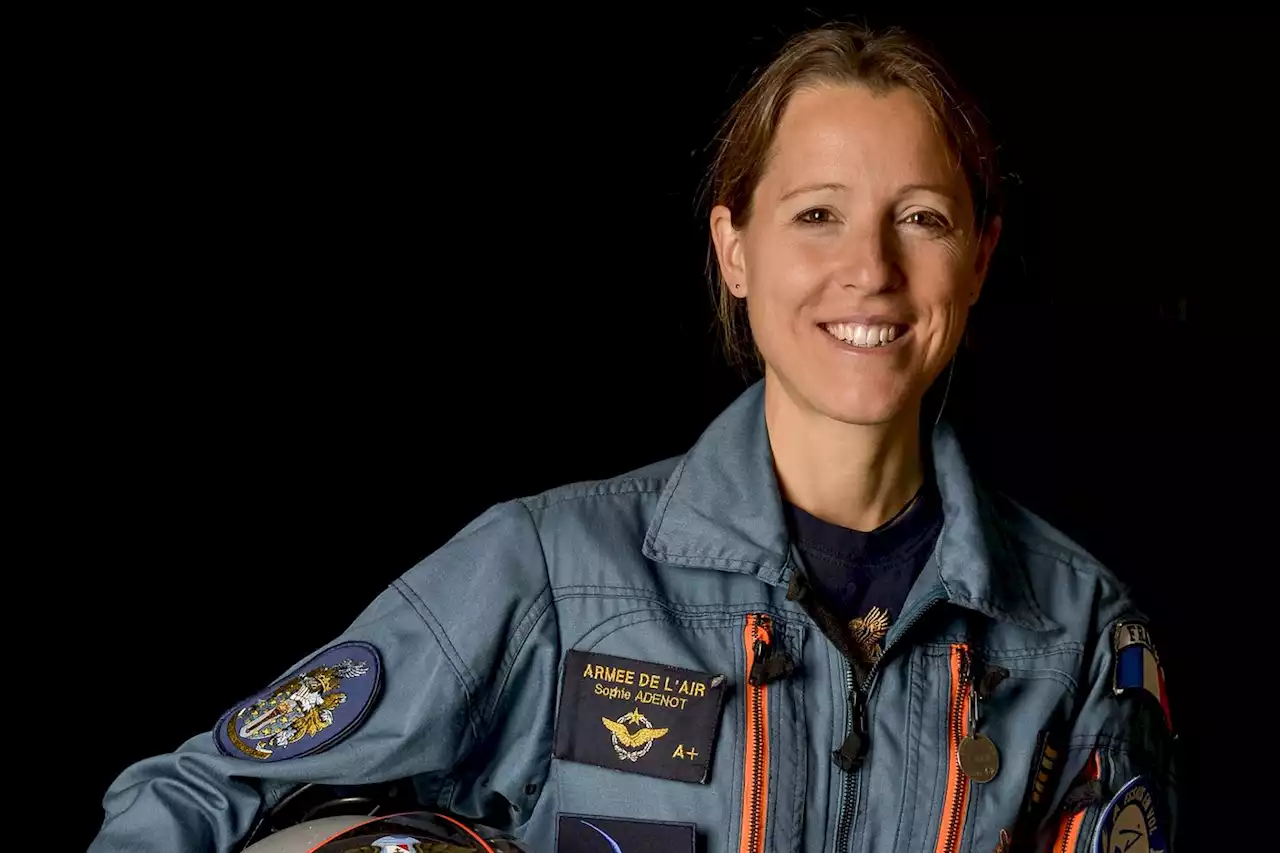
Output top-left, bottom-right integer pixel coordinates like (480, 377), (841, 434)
(89, 23), (1179, 853)
(707, 28), (1003, 531)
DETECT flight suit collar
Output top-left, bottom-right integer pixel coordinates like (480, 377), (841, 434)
(642, 381), (1057, 631)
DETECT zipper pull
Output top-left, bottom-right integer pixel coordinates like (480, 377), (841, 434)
(958, 648), (1002, 784)
(832, 688), (868, 771)
(967, 672), (982, 733)
(968, 657), (1010, 726)
(748, 615), (795, 686)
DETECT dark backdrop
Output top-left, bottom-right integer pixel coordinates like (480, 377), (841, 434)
(57, 10), (1267, 851)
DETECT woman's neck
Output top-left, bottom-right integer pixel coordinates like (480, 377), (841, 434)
(764, 379), (925, 533)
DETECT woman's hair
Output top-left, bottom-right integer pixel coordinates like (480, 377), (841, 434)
(705, 24), (1002, 369)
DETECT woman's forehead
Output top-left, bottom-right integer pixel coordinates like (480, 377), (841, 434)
(762, 84), (964, 198)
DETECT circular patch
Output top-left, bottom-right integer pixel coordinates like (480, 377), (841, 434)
(1092, 775), (1169, 853)
(214, 641), (382, 762)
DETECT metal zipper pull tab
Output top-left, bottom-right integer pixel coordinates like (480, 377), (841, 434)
(959, 653), (1001, 783)
(748, 617), (795, 686)
(832, 688), (868, 771)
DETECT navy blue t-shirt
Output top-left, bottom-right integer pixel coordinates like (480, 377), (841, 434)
(784, 474), (942, 663)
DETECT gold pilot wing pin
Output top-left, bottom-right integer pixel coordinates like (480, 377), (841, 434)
(849, 606), (891, 664)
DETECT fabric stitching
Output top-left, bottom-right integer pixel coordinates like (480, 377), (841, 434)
(392, 580), (483, 746)
(582, 611), (755, 651)
(482, 588), (553, 731)
(889, 649), (919, 852)
(553, 587), (799, 614)
(529, 480), (665, 511)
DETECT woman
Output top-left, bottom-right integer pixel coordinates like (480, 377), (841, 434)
(91, 24), (1178, 853)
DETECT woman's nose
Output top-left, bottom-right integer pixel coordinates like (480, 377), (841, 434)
(838, 221), (901, 294)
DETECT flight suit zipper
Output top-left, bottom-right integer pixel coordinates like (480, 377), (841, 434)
(832, 660), (859, 852)
(831, 591), (948, 852)
(934, 643), (974, 853)
(739, 613), (773, 853)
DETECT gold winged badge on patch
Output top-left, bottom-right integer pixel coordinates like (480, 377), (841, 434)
(849, 605), (891, 665)
(601, 708), (669, 762)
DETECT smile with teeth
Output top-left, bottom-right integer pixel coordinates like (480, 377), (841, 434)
(821, 322), (906, 348)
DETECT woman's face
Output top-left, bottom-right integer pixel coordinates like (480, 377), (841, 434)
(712, 83), (1000, 428)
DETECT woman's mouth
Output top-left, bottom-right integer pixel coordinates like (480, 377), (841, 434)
(820, 321), (909, 349)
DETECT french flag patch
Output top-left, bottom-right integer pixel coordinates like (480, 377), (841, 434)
(1112, 621), (1173, 732)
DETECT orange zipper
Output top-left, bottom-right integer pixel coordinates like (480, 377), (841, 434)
(739, 613), (772, 853)
(1051, 750), (1102, 852)
(934, 643), (973, 853)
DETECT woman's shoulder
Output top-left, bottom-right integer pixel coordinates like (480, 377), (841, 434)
(984, 488), (1145, 629)
(988, 491), (1110, 574)
(517, 454), (685, 514)
(418, 454), (688, 566)
(395, 455), (690, 596)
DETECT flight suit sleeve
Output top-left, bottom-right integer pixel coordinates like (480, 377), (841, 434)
(88, 499), (558, 853)
(1052, 595), (1180, 851)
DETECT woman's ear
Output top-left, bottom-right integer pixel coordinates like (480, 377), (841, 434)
(710, 204), (748, 297)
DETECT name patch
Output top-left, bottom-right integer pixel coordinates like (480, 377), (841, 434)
(553, 649), (727, 783)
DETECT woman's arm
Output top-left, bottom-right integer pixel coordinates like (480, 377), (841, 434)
(89, 499), (556, 853)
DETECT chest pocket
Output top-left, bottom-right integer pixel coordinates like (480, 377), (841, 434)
(914, 641), (1083, 853)
(550, 608), (809, 853)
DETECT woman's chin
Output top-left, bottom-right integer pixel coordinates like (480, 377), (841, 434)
(815, 387), (919, 428)
(765, 363), (922, 427)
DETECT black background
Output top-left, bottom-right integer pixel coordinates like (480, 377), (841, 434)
(48, 9), (1271, 851)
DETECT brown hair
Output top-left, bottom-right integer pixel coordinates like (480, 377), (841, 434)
(705, 24), (1002, 369)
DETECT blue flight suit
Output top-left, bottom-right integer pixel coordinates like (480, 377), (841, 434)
(90, 381), (1178, 852)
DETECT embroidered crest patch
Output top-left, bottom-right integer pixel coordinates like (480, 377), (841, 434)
(214, 640), (382, 761)
(1092, 775), (1169, 853)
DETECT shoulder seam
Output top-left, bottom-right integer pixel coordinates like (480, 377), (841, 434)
(390, 579), (485, 746)
(993, 505), (1114, 582)
(1018, 539), (1129, 603)
(524, 478), (665, 511)
(482, 500), (555, 733)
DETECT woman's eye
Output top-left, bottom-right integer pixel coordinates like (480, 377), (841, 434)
(796, 208), (835, 225)
(903, 210), (950, 230)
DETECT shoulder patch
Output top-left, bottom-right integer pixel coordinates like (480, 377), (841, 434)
(1112, 620), (1173, 731)
(215, 641), (382, 761)
(1092, 775), (1169, 853)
